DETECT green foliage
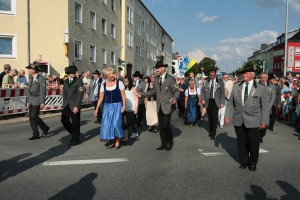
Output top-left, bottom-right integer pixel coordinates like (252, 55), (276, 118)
(184, 57), (219, 77)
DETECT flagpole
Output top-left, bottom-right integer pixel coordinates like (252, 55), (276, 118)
(283, 0), (289, 76)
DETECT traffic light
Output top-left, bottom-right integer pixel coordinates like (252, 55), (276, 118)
(172, 62), (175, 74)
(117, 58), (125, 66)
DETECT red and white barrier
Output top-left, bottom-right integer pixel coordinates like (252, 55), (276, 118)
(0, 88), (91, 117)
(0, 88), (28, 116)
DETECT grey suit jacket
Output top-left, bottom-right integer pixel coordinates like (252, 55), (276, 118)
(142, 73), (179, 114)
(63, 78), (84, 110)
(225, 80), (269, 128)
(201, 78), (225, 108)
(135, 80), (146, 104)
(273, 84), (281, 108)
(27, 74), (46, 106)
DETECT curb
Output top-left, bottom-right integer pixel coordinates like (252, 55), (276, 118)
(0, 106), (94, 127)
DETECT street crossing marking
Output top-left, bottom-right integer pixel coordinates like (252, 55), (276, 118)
(43, 158), (129, 166)
(202, 152), (224, 156)
(259, 148), (269, 153)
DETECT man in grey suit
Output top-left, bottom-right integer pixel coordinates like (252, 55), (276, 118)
(225, 65), (269, 171)
(259, 72), (276, 143)
(268, 75), (281, 131)
(26, 61), (49, 140)
(133, 71), (146, 127)
(201, 69), (225, 139)
(61, 64), (84, 146)
(140, 59), (179, 151)
(85, 70), (100, 123)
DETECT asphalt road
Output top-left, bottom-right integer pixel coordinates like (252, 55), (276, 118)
(0, 110), (300, 200)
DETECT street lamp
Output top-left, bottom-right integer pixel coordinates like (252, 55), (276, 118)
(252, 47), (270, 74)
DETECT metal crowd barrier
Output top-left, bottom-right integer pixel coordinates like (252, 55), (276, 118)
(0, 88), (91, 117)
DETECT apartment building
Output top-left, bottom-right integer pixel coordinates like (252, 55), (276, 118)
(0, 0), (172, 77)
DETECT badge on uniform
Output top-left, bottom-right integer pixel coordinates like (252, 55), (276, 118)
(174, 83), (178, 89)
(42, 82), (45, 87)
(166, 86), (168, 90)
(79, 87), (83, 92)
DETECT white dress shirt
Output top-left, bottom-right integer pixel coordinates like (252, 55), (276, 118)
(241, 79), (254, 106)
(209, 78), (217, 99)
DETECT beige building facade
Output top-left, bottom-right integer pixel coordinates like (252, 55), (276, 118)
(0, 0), (172, 78)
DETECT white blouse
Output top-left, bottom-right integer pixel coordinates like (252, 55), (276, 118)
(100, 81), (125, 92)
(185, 88), (201, 96)
(125, 89), (136, 112)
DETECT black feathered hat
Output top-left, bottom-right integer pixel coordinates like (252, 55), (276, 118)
(154, 55), (168, 68)
(65, 62), (78, 74)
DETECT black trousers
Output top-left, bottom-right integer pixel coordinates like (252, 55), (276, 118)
(234, 124), (260, 166)
(269, 106), (277, 130)
(29, 105), (48, 137)
(158, 106), (173, 146)
(207, 99), (219, 136)
(137, 104), (145, 124)
(61, 104), (81, 141)
(177, 99), (185, 118)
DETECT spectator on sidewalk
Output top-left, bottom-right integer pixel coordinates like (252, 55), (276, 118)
(17, 70), (27, 85)
(2, 69), (18, 88)
(82, 72), (91, 85)
(0, 64), (11, 88)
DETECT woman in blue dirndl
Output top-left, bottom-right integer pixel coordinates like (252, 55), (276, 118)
(94, 68), (126, 149)
(184, 80), (201, 127)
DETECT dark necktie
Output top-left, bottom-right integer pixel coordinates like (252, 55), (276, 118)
(210, 80), (214, 99)
(159, 76), (162, 87)
(92, 80), (96, 91)
(244, 82), (249, 104)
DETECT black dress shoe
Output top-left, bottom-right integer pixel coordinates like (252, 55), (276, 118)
(200, 116), (204, 121)
(41, 127), (50, 137)
(28, 136), (40, 140)
(269, 128), (274, 131)
(166, 144), (173, 151)
(68, 140), (80, 146)
(156, 145), (166, 150)
(148, 128), (153, 132)
(115, 145), (121, 150)
(239, 164), (248, 169)
(94, 120), (99, 123)
(210, 136), (215, 140)
(249, 165), (256, 171)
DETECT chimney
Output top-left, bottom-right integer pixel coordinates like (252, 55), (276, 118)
(260, 44), (267, 50)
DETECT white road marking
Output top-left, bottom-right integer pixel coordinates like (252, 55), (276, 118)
(198, 149), (203, 152)
(259, 148), (269, 153)
(202, 152), (223, 156)
(43, 158), (129, 166)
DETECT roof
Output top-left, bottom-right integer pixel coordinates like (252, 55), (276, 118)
(138, 0), (173, 42)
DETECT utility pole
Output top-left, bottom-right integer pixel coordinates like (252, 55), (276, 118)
(283, 0), (289, 76)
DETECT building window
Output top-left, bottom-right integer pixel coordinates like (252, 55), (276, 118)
(90, 45), (96, 62)
(90, 11), (96, 29)
(295, 61), (300, 69)
(111, 52), (115, 65)
(102, 0), (107, 4)
(111, 0), (116, 11)
(126, 6), (133, 23)
(136, 25), (141, 36)
(136, 4), (141, 17)
(296, 47), (300, 56)
(74, 2), (82, 23)
(0, 35), (16, 58)
(111, 24), (115, 38)
(127, 30), (133, 47)
(74, 40), (82, 60)
(102, 49), (107, 64)
(0, 0), (16, 14)
(102, 18), (107, 34)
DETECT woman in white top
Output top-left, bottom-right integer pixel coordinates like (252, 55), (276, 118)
(94, 68), (126, 150)
(184, 80), (201, 127)
(123, 76), (139, 140)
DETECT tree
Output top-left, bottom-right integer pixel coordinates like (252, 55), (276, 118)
(185, 57), (219, 77)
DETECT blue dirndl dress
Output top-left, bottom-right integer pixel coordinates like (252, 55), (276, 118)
(100, 81), (124, 141)
(187, 88), (198, 123)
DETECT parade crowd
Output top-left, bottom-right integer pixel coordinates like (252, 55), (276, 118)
(1, 60), (300, 171)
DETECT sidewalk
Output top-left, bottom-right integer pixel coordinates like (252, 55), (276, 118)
(0, 106), (94, 127)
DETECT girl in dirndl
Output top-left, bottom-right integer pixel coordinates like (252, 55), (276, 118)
(184, 80), (201, 127)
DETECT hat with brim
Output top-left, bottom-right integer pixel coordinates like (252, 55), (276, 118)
(269, 74), (276, 80)
(240, 64), (256, 74)
(65, 65), (78, 74)
(132, 71), (142, 77)
(92, 70), (100, 75)
(154, 61), (168, 69)
(26, 61), (41, 71)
